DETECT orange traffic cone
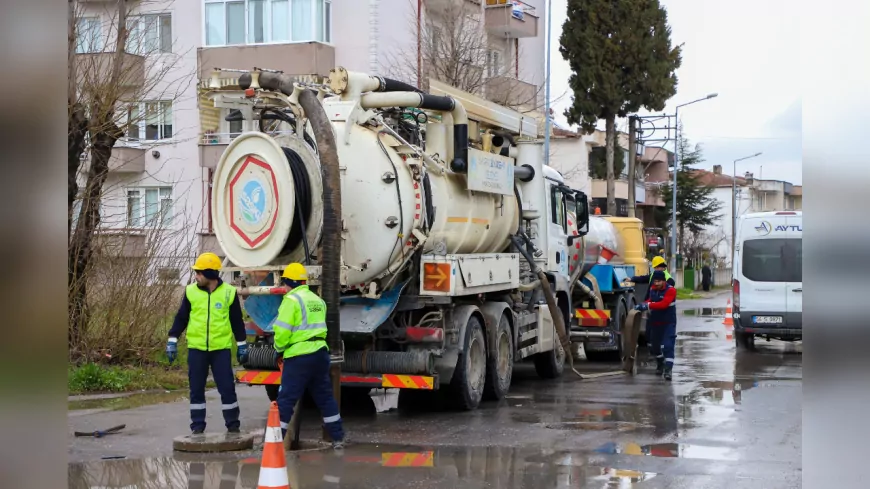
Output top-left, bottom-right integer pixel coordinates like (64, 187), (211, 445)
(723, 299), (734, 341)
(257, 402), (289, 489)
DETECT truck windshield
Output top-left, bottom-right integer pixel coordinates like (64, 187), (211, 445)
(741, 238), (802, 283)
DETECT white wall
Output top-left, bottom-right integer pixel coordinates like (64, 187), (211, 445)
(548, 137), (590, 194)
(704, 185), (753, 266)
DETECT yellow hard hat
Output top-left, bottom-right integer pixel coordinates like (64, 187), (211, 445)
(192, 252), (222, 271)
(651, 256), (667, 268)
(281, 263), (308, 281)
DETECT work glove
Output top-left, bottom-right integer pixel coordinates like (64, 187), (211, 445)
(166, 340), (178, 364)
(635, 302), (649, 312)
(237, 343), (249, 365)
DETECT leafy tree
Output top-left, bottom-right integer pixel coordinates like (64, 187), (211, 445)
(559, 0), (682, 215)
(588, 145), (626, 180)
(659, 133), (723, 258)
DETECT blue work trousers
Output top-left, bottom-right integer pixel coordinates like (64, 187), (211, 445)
(277, 347), (344, 442)
(648, 322), (677, 365)
(188, 348), (240, 432)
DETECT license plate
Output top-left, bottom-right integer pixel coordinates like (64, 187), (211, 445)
(752, 316), (783, 324)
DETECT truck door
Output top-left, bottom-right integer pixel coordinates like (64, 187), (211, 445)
(784, 215), (802, 329)
(548, 184), (569, 277)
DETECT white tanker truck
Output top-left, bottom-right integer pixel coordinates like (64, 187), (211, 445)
(205, 67), (644, 411)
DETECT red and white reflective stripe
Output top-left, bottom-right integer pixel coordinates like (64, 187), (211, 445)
(255, 467), (289, 488)
(264, 426), (283, 443)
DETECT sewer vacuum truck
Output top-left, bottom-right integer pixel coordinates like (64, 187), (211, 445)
(204, 67), (640, 410)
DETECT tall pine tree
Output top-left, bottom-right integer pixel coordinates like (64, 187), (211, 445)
(560, 0), (681, 215)
(659, 132), (723, 259)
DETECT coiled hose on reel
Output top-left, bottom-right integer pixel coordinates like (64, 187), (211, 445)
(281, 147), (313, 263)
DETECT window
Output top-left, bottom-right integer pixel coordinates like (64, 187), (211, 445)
(741, 238), (802, 283)
(127, 187), (173, 228)
(76, 17), (102, 53)
(127, 14), (173, 54)
(550, 185), (567, 232)
(122, 101), (173, 141)
(204, 0), (331, 46)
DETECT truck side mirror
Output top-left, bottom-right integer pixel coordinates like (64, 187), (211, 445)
(574, 191), (590, 236)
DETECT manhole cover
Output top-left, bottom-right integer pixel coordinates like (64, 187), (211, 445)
(173, 432), (256, 453)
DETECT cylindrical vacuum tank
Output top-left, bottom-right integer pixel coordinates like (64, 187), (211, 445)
(565, 215), (626, 273)
(211, 121), (520, 287)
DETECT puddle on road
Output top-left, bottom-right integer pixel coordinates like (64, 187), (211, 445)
(69, 391), (189, 412)
(594, 441), (738, 461)
(682, 307), (726, 317)
(369, 388), (399, 413)
(677, 331), (719, 338)
(545, 421), (654, 432)
(69, 445), (658, 488)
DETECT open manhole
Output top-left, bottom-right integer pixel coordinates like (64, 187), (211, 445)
(544, 421), (654, 432)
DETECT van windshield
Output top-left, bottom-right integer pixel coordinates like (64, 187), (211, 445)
(742, 238), (802, 282)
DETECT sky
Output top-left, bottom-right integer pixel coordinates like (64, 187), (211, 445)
(547, 0), (802, 185)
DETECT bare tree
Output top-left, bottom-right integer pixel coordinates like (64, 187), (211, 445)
(383, 0), (547, 111)
(68, 0), (194, 357)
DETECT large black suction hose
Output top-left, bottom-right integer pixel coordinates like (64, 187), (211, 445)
(298, 90), (342, 356)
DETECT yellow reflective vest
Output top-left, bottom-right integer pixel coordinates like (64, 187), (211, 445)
(272, 285), (328, 358)
(185, 282), (237, 351)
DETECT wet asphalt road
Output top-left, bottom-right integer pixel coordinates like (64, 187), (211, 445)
(68, 291), (802, 488)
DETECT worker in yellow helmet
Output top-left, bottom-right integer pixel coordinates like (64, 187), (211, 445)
(272, 263), (345, 449)
(166, 252), (248, 435)
(625, 254), (676, 369)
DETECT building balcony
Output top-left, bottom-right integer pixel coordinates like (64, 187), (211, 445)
(108, 146), (147, 173)
(485, 1), (539, 38)
(75, 52), (145, 90)
(199, 132), (235, 169)
(197, 42), (335, 81)
(95, 232), (147, 258)
(485, 76), (537, 107)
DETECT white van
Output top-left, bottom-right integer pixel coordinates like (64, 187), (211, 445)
(732, 211), (802, 349)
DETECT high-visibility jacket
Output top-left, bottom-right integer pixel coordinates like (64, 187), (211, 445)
(273, 285), (328, 358)
(185, 282), (237, 351)
(647, 284), (677, 326)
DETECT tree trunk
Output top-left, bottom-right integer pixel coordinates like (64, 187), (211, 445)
(605, 115), (616, 216)
(68, 105), (88, 236)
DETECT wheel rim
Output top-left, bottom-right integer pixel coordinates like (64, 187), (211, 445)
(497, 330), (511, 380)
(468, 335), (486, 392)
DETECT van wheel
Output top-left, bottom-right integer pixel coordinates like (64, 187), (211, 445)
(735, 331), (756, 350)
(449, 316), (487, 410)
(484, 314), (514, 401)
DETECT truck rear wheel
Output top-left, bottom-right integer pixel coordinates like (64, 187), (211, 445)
(484, 314), (514, 400)
(585, 299), (627, 362)
(449, 316), (487, 410)
(265, 384), (280, 402)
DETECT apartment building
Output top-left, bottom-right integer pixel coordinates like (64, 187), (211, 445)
(74, 0), (548, 277)
(73, 0), (203, 283)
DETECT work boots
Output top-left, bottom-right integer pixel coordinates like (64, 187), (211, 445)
(655, 358), (665, 376)
(663, 364), (673, 381)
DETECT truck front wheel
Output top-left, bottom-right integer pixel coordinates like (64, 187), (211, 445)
(449, 316), (487, 410)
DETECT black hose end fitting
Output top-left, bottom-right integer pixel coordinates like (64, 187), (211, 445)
(450, 158), (467, 173)
(492, 135), (505, 148)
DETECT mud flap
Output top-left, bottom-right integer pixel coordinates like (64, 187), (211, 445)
(621, 310), (645, 375)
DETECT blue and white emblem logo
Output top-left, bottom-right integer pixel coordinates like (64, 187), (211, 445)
(215, 302), (223, 310)
(240, 179), (266, 225)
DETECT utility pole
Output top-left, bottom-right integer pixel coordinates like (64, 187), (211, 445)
(627, 116), (637, 219)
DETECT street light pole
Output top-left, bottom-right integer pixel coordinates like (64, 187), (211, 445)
(543, 0), (552, 166)
(731, 152), (762, 266)
(669, 93), (718, 272)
